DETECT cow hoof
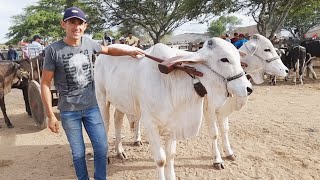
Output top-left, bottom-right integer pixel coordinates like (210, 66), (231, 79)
(213, 163), (225, 170)
(133, 141), (143, 146)
(116, 152), (127, 159)
(226, 154), (236, 161)
(7, 124), (14, 128)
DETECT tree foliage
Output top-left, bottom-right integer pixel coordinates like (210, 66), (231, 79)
(207, 16), (242, 37)
(95, 0), (229, 44)
(244, 0), (298, 39)
(282, 0), (320, 38)
(6, 0), (105, 44)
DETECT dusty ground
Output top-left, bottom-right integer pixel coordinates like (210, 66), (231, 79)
(0, 74), (320, 180)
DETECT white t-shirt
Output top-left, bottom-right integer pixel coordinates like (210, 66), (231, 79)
(28, 41), (44, 58)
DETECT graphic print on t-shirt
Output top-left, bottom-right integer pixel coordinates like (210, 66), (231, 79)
(62, 50), (92, 92)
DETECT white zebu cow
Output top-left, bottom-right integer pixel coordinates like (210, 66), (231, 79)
(214, 34), (289, 168)
(110, 34), (289, 170)
(95, 38), (252, 179)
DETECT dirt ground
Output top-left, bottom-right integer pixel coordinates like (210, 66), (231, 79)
(0, 73), (320, 180)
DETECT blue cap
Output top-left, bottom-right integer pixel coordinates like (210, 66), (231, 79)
(63, 7), (86, 22)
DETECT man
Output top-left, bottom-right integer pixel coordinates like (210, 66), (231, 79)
(233, 33), (248, 49)
(119, 37), (126, 44)
(28, 35), (44, 58)
(0, 49), (4, 60)
(104, 32), (112, 45)
(125, 32), (140, 47)
(7, 45), (18, 60)
(231, 32), (239, 44)
(40, 7), (143, 180)
(224, 33), (231, 43)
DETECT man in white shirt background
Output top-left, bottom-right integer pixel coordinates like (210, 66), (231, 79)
(27, 35), (44, 59)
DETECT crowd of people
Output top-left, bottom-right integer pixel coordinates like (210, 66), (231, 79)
(103, 31), (141, 48)
(222, 32), (251, 49)
(0, 35), (45, 61)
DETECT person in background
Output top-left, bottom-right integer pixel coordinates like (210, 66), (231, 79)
(0, 49), (5, 60)
(125, 32), (140, 47)
(28, 35), (44, 58)
(119, 37), (126, 44)
(41, 6), (143, 180)
(225, 33), (231, 43)
(7, 45), (18, 60)
(22, 45), (29, 59)
(245, 33), (251, 40)
(231, 32), (239, 44)
(104, 32), (112, 45)
(233, 33), (248, 49)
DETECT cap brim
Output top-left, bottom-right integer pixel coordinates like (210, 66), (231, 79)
(64, 16), (87, 22)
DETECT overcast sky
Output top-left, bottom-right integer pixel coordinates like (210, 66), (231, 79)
(0, 0), (256, 43)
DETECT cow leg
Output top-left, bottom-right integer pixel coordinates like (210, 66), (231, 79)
(204, 110), (224, 170)
(218, 116), (235, 161)
(293, 61), (298, 85)
(299, 60), (305, 85)
(22, 86), (32, 116)
(127, 115), (142, 146)
(164, 135), (176, 180)
(142, 115), (166, 180)
(95, 88), (110, 163)
(114, 109), (126, 159)
(308, 61), (317, 79)
(270, 75), (276, 86)
(0, 96), (14, 128)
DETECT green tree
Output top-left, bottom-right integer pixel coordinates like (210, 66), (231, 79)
(244, 0), (300, 39)
(95, 0), (228, 44)
(6, 0), (105, 44)
(282, 0), (320, 38)
(207, 16), (242, 37)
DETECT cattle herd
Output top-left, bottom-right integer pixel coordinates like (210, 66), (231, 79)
(1, 35), (320, 179)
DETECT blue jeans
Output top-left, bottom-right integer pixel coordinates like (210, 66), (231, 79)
(60, 106), (108, 180)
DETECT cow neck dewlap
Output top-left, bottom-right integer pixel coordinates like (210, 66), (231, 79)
(193, 63), (229, 92)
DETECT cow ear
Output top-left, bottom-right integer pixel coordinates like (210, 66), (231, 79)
(245, 42), (258, 56)
(252, 34), (258, 39)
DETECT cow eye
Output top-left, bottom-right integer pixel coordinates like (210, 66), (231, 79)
(264, 49), (271, 52)
(220, 58), (229, 63)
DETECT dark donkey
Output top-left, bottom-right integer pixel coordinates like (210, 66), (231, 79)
(0, 61), (29, 128)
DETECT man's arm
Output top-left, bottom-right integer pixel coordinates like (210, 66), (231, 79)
(40, 70), (59, 133)
(98, 45), (144, 58)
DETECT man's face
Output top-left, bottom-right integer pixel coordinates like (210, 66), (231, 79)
(61, 18), (87, 40)
(128, 33), (132, 38)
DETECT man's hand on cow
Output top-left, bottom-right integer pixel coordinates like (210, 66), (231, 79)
(128, 50), (145, 58)
(48, 116), (59, 133)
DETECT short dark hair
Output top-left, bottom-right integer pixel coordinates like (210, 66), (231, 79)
(33, 35), (42, 41)
(234, 32), (238, 36)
